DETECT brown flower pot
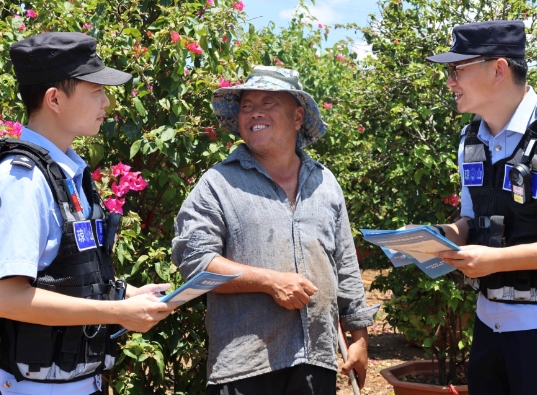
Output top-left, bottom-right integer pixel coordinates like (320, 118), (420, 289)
(380, 360), (468, 395)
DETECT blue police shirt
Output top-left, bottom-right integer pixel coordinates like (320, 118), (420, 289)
(458, 86), (537, 333)
(0, 127), (99, 394)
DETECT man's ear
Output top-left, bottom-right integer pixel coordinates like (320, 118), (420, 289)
(294, 106), (305, 131)
(494, 58), (510, 85)
(42, 87), (62, 114)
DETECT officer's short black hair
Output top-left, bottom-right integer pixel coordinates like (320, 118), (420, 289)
(505, 57), (528, 86)
(19, 79), (81, 119)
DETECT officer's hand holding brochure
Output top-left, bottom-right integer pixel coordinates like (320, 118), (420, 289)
(360, 226), (460, 278)
(111, 271), (240, 339)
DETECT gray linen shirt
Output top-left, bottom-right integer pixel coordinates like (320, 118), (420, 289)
(172, 144), (378, 384)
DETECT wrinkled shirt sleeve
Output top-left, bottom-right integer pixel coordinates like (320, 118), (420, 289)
(171, 176), (226, 280)
(334, 191), (379, 331)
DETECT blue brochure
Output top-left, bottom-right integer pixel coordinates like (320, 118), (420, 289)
(360, 227), (460, 278)
(111, 271), (240, 339)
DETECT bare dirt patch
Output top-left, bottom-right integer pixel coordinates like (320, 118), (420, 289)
(336, 269), (426, 395)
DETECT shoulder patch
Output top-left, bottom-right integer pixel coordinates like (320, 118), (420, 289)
(11, 155), (35, 170)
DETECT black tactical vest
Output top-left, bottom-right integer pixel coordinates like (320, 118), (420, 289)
(463, 118), (537, 303)
(0, 138), (123, 382)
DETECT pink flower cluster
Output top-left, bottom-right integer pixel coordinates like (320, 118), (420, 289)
(219, 77), (232, 88)
(232, 1), (244, 11)
(336, 54), (345, 61)
(187, 42), (203, 55)
(0, 120), (22, 139)
(92, 162), (148, 215)
(442, 193), (460, 207)
(26, 10), (37, 18)
(323, 102), (333, 110)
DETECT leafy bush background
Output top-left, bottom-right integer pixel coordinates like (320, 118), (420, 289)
(2, 0), (537, 392)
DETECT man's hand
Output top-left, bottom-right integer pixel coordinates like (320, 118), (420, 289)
(268, 272), (318, 310)
(340, 327), (368, 389)
(117, 293), (177, 332)
(126, 283), (171, 298)
(435, 245), (501, 277)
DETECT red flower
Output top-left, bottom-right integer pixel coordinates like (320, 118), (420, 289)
(186, 42), (203, 55)
(323, 102), (333, 109)
(318, 24), (323, 28)
(442, 193), (460, 207)
(26, 10), (37, 18)
(147, 30), (153, 38)
(235, 40), (242, 46)
(91, 167), (103, 182)
(205, 127), (218, 141)
(276, 60), (284, 66)
(18, 23), (26, 31)
(336, 54), (344, 61)
(110, 162), (132, 178)
(222, 34), (229, 43)
(104, 197), (125, 214)
(358, 124), (365, 133)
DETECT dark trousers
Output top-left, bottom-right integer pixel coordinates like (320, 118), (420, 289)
(468, 316), (537, 395)
(206, 364), (337, 395)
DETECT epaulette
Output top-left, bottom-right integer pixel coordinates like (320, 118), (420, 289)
(11, 154), (35, 170)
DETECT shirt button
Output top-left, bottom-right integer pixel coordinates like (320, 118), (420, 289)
(4, 380), (11, 388)
(495, 145), (502, 151)
(495, 323), (500, 330)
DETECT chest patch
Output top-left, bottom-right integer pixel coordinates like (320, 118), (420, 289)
(462, 162), (484, 187)
(73, 220), (97, 251)
(95, 219), (104, 246)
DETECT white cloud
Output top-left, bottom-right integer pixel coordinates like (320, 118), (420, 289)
(352, 40), (375, 61)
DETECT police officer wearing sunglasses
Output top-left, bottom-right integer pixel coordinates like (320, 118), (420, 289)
(427, 20), (537, 394)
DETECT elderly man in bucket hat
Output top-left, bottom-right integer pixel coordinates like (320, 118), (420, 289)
(418, 20), (537, 394)
(172, 66), (378, 394)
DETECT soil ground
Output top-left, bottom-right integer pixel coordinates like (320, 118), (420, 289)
(336, 269), (426, 395)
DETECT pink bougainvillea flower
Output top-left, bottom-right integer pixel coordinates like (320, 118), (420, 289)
(336, 54), (344, 61)
(318, 23), (322, 28)
(147, 84), (154, 91)
(186, 42), (203, 55)
(82, 23), (93, 30)
(147, 30), (153, 38)
(12, 14), (20, 18)
(358, 124), (365, 133)
(18, 23), (26, 31)
(219, 77), (232, 88)
(232, 1), (244, 11)
(235, 40), (242, 46)
(131, 89), (138, 97)
(184, 68), (189, 76)
(110, 162), (132, 178)
(207, 0), (214, 5)
(0, 120), (22, 139)
(226, 141), (233, 149)
(91, 167), (103, 182)
(222, 34), (229, 43)
(323, 102), (333, 110)
(171, 31), (181, 43)
(111, 179), (132, 197)
(26, 10), (37, 18)
(104, 197), (125, 214)
(124, 172), (148, 191)
(219, 78), (232, 88)
(204, 127), (218, 142)
(276, 60), (284, 66)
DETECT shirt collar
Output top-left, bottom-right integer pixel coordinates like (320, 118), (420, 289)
(20, 127), (87, 179)
(222, 144), (322, 173)
(477, 86), (537, 140)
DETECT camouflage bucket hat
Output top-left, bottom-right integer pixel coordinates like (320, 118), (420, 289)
(211, 65), (328, 148)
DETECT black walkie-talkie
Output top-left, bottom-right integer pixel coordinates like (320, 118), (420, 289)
(510, 137), (537, 204)
(103, 212), (122, 254)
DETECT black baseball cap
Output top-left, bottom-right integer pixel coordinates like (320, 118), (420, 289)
(426, 20), (526, 64)
(9, 32), (132, 85)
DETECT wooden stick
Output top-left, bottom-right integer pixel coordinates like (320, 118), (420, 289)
(337, 323), (361, 395)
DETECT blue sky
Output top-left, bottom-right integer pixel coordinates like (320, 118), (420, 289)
(242, 0), (380, 57)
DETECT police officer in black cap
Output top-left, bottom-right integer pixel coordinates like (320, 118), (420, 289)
(424, 20), (537, 394)
(0, 32), (176, 395)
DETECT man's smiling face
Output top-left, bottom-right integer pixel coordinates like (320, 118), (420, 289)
(238, 90), (304, 156)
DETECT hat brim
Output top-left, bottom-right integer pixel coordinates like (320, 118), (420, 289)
(425, 52), (481, 63)
(211, 78), (327, 149)
(75, 66), (132, 86)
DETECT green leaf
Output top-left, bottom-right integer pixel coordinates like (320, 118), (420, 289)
(160, 127), (175, 142)
(130, 140), (142, 159)
(132, 97), (147, 117)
